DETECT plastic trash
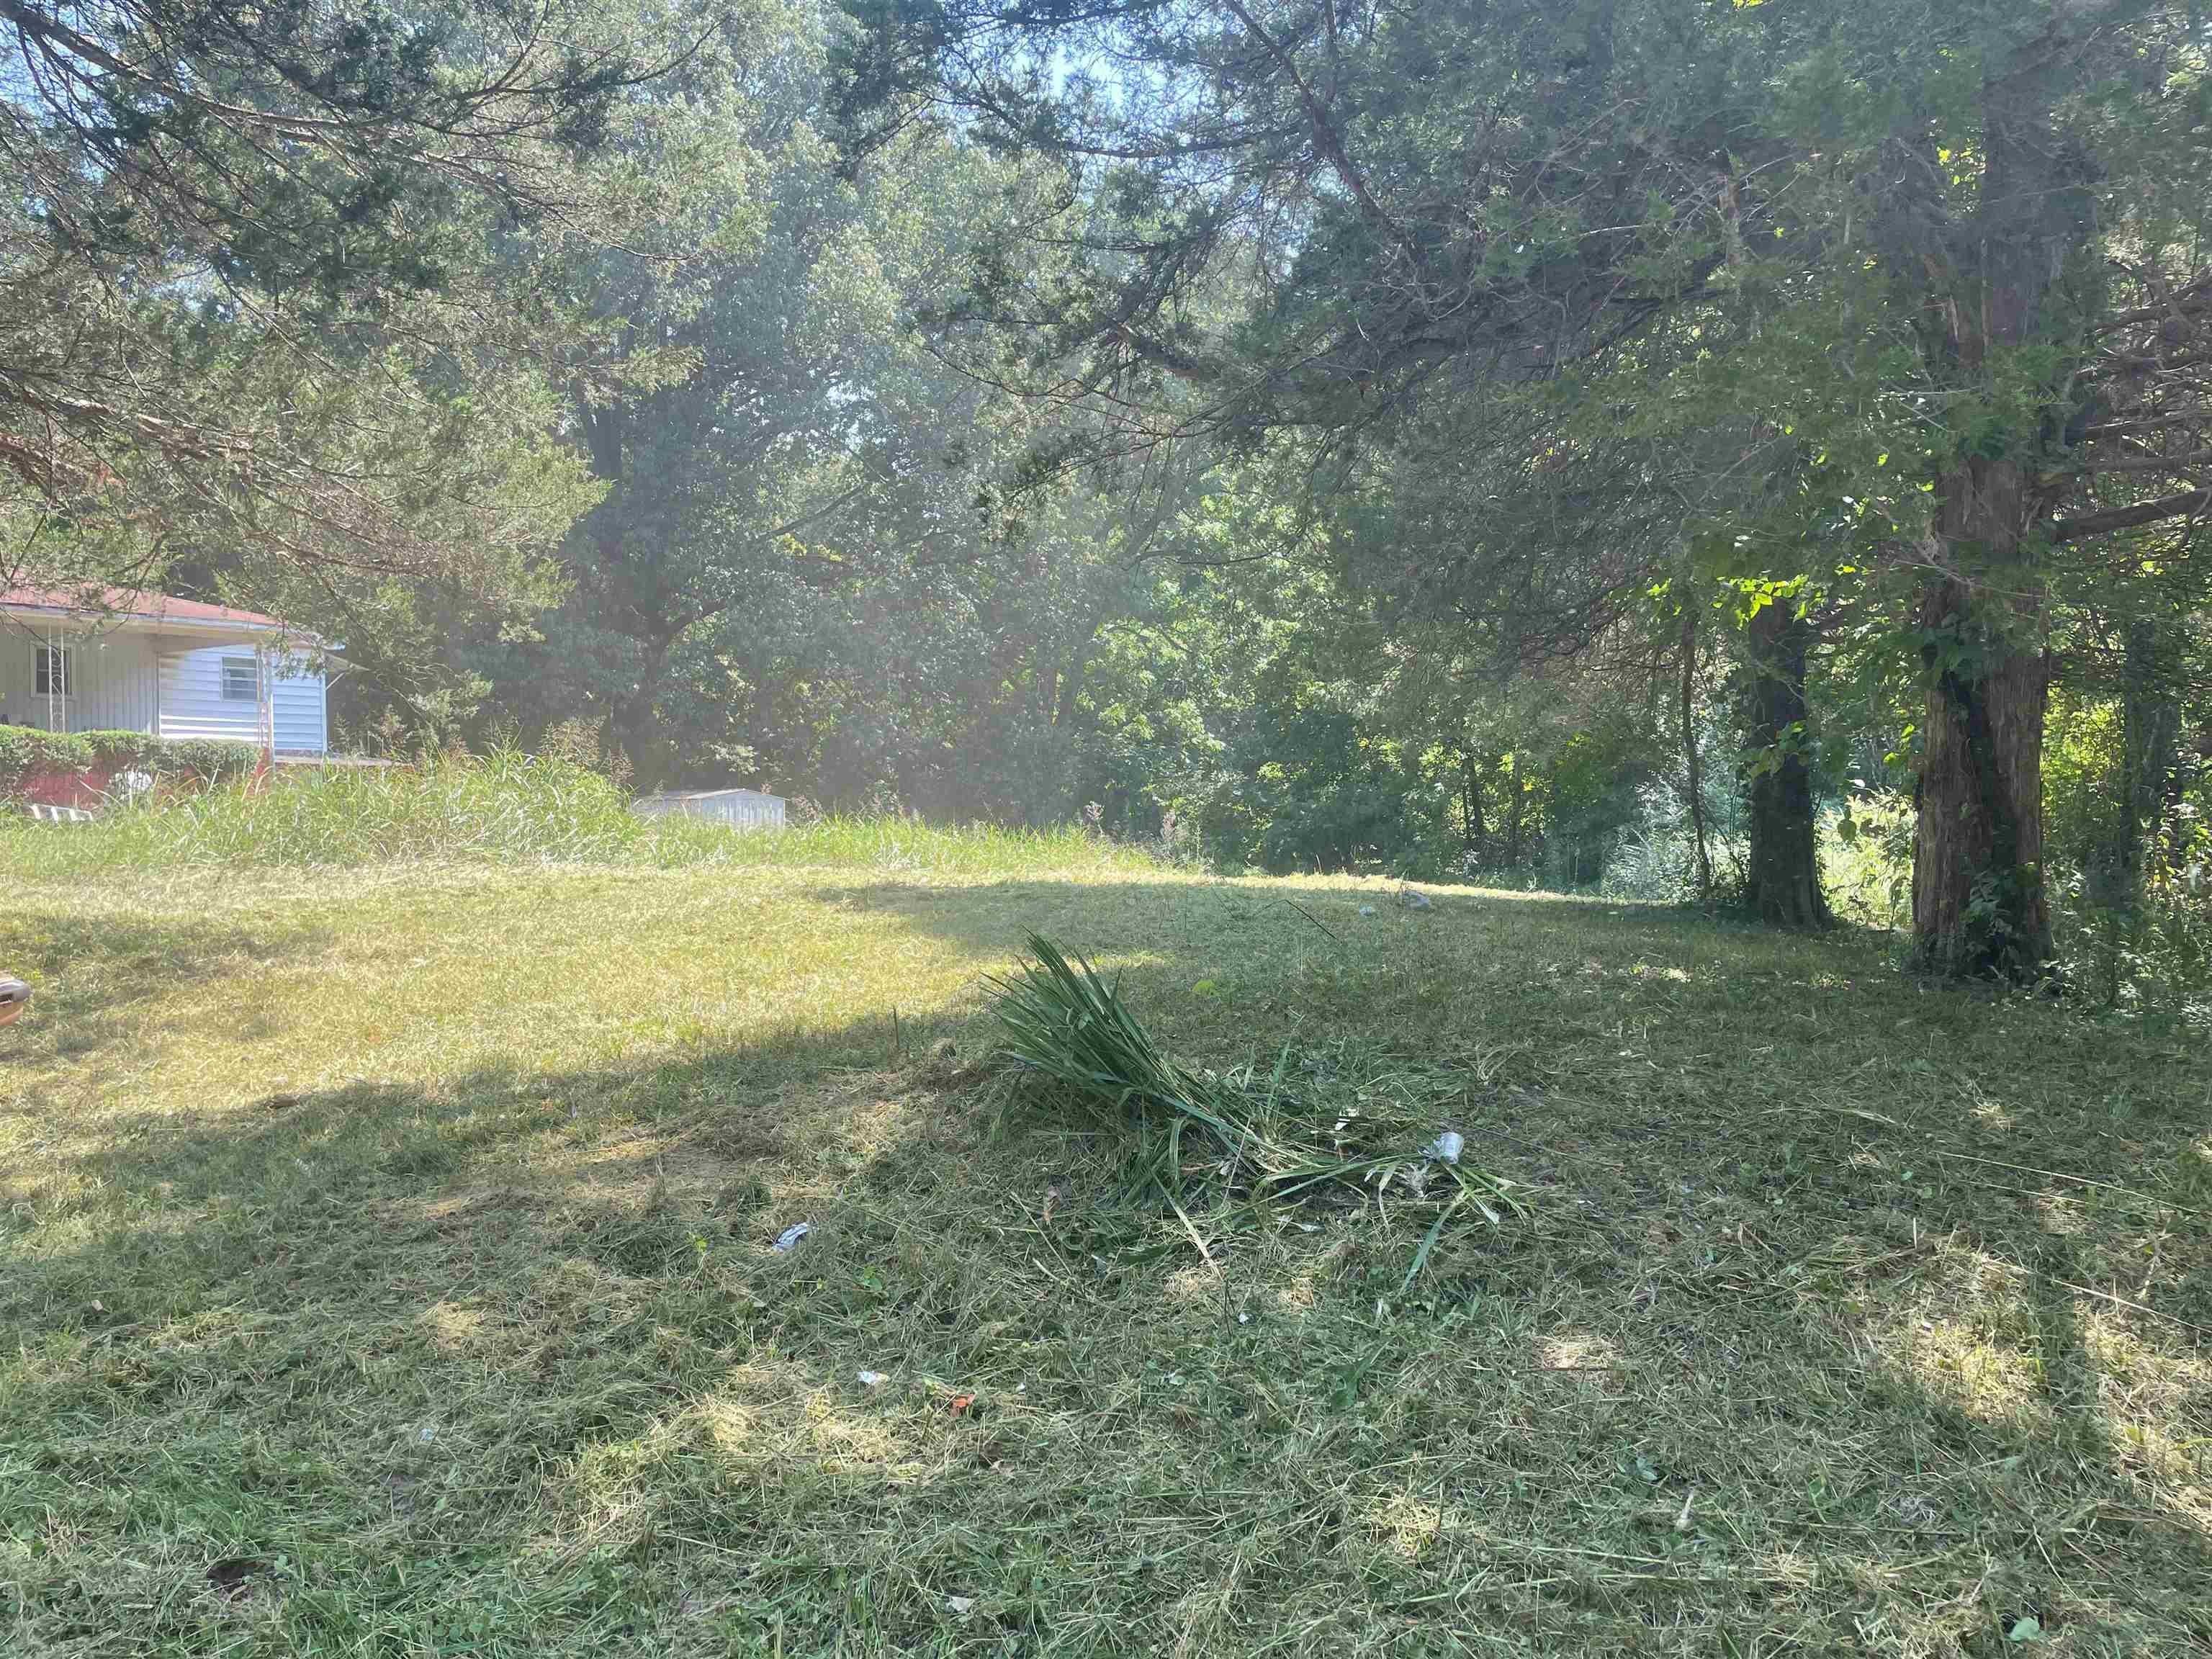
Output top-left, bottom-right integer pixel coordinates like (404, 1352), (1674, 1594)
(1358, 904), (1377, 917)
(1401, 889), (1434, 910)
(772, 1222), (810, 1252)
(857, 1370), (887, 1387)
(1424, 1130), (1465, 1164)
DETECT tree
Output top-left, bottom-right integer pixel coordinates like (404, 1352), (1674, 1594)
(454, 5), (1109, 787)
(1, 0), (670, 639)
(835, 0), (2212, 976)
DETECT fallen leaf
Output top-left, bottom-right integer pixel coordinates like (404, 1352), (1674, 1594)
(948, 1393), (975, 1417)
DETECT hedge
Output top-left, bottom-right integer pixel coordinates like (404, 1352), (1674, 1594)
(0, 728), (260, 801)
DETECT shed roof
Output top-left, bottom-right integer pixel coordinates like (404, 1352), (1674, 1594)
(641, 788), (784, 803)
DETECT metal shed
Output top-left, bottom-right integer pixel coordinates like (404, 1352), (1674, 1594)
(632, 787), (787, 830)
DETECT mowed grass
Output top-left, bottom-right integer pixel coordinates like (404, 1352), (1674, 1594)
(4, 838), (2211, 1656)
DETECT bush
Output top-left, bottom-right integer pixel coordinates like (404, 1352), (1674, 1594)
(0, 728), (258, 800)
(1825, 791), (1916, 930)
(2049, 816), (2212, 1024)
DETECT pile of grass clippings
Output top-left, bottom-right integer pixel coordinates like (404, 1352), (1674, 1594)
(992, 932), (1523, 1285)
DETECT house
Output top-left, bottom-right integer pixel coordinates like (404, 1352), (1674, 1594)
(0, 587), (333, 755)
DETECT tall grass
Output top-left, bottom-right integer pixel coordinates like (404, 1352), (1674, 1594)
(0, 752), (1161, 877)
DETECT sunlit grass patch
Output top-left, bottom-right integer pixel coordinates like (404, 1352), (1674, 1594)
(3, 841), (2211, 1654)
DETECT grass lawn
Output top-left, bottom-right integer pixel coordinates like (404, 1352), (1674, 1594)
(4, 842), (2211, 1655)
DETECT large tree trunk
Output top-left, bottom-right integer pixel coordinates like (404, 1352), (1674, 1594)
(1740, 601), (1829, 928)
(1904, 29), (2088, 980)
(1910, 565), (2051, 977)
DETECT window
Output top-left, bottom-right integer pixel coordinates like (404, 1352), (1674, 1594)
(221, 655), (258, 702)
(33, 646), (69, 696)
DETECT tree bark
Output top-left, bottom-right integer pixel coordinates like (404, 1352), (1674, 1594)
(1910, 560), (2052, 978)
(1740, 601), (1830, 928)
(1904, 29), (2086, 980)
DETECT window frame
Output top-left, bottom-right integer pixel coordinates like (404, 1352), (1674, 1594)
(33, 645), (71, 698)
(220, 655), (261, 703)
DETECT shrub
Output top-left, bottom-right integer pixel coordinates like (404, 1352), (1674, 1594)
(1825, 791), (1916, 930)
(0, 728), (257, 801)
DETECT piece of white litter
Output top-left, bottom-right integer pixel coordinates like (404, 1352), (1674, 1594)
(946, 1596), (976, 1617)
(1400, 889), (1433, 910)
(857, 1370), (888, 1387)
(1358, 904), (1377, 917)
(1673, 1489), (1696, 1532)
(1424, 1130), (1465, 1164)
(772, 1222), (810, 1252)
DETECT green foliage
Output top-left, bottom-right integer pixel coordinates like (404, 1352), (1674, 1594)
(2, 0), (642, 649)
(0, 728), (257, 799)
(1824, 791), (1917, 931)
(834, 0), (2212, 981)
(2041, 693), (2128, 880)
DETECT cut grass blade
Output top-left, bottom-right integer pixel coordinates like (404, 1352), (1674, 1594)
(990, 932), (1524, 1284)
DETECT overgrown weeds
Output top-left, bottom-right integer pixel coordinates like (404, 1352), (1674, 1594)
(992, 933), (1521, 1280)
(0, 752), (1158, 877)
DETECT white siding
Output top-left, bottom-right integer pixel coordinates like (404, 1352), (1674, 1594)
(157, 646), (262, 744)
(0, 630), (326, 753)
(273, 666), (327, 754)
(0, 631), (157, 733)
(156, 647), (327, 752)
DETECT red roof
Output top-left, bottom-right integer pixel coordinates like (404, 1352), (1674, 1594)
(0, 586), (288, 629)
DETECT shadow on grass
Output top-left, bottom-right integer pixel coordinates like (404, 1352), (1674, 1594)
(4, 874), (2211, 1653)
(0, 904), (336, 1076)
